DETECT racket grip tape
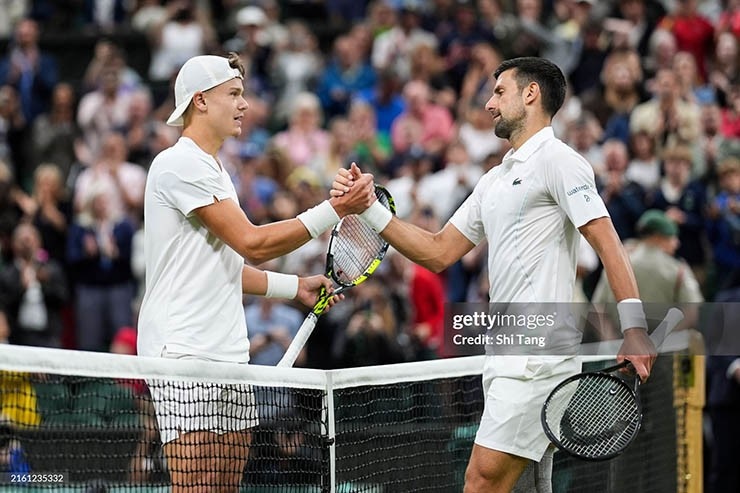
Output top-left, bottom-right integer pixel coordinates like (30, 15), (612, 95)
(277, 313), (318, 368)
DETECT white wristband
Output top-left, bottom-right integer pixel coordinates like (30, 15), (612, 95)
(265, 271), (299, 299)
(359, 200), (392, 233)
(297, 200), (340, 238)
(617, 298), (648, 333)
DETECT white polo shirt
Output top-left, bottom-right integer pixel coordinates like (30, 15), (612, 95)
(137, 137), (249, 363)
(450, 127), (608, 352)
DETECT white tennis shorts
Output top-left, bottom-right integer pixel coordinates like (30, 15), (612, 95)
(148, 352), (259, 444)
(475, 355), (581, 461)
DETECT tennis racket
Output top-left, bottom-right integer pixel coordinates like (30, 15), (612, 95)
(277, 185), (396, 368)
(541, 307), (684, 461)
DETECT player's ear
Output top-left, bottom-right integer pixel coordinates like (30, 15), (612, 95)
(523, 82), (539, 105)
(193, 91), (207, 110)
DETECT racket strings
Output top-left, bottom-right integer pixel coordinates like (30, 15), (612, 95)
(331, 216), (387, 284)
(545, 375), (640, 458)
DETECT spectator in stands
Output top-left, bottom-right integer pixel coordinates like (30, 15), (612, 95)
(0, 84), (30, 191)
(566, 112), (604, 177)
(408, 43), (456, 110)
(223, 6), (272, 84)
(605, 0), (664, 57)
(642, 28), (678, 83)
(67, 189), (135, 352)
(437, 0), (496, 94)
(0, 311), (8, 344)
(630, 67), (702, 157)
(390, 79), (455, 162)
(656, 0), (715, 81)
(385, 146), (435, 218)
(317, 34), (377, 120)
(118, 88), (158, 169)
(355, 68), (406, 143)
(269, 20), (323, 129)
(597, 139), (647, 241)
(580, 48), (646, 145)
(0, 222), (68, 348)
(0, 18), (58, 124)
(13, 164), (72, 265)
(708, 31), (738, 104)
(371, 0), (437, 82)
(697, 102), (728, 180)
(271, 92), (331, 171)
(720, 83), (740, 139)
(333, 278), (405, 367)
(626, 129), (661, 192)
(592, 208), (703, 306)
(706, 157), (740, 292)
(415, 141), (483, 223)
(76, 66), (133, 159)
(649, 144), (708, 284)
(246, 296), (304, 367)
(73, 131), (147, 224)
(457, 41), (501, 118)
(147, 0), (216, 83)
(674, 50), (717, 105)
(29, 82), (80, 185)
(347, 99), (392, 177)
(0, 160), (22, 265)
(82, 40), (142, 96)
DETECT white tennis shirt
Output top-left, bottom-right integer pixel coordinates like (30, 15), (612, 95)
(449, 127), (608, 354)
(137, 137), (249, 362)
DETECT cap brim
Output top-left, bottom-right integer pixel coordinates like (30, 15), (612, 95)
(166, 97), (193, 126)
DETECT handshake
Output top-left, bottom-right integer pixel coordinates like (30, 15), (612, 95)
(328, 163), (393, 233)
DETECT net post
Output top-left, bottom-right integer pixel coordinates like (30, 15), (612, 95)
(323, 370), (336, 493)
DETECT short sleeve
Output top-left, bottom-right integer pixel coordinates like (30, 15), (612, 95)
(448, 174), (487, 245)
(156, 168), (233, 217)
(545, 149), (609, 228)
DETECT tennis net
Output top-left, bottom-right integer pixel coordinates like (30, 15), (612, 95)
(0, 339), (697, 492)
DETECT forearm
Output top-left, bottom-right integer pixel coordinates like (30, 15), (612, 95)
(240, 219), (313, 265)
(242, 265), (269, 296)
(381, 220), (466, 274)
(581, 218), (640, 301)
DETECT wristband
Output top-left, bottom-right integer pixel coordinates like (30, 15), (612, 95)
(265, 271), (299, 299)
(297, 200), (340, 238)
(617, 298), (648, 333)
(359, 200), (393, 233)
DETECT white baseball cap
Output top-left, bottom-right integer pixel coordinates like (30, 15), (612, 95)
(166, 55), (243, 126)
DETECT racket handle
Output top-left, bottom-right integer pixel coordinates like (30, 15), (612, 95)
(649, 307), (685, 350)
(277, 313), (318, 368)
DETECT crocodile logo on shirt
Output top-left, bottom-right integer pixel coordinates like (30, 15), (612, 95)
(512, 178), (522, 186)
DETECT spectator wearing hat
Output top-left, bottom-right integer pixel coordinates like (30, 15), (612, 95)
(593, 209), (703, 305)
(224, 5), (272, 85)
(706, 157), (740, 293)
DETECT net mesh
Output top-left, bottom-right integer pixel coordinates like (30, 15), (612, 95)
(0, 346), (685, 492)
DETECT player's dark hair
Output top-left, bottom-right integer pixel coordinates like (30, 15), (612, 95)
(227, 52), (246, 77)
(493, 57), (566, 118)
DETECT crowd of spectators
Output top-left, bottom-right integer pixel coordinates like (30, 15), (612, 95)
(0, 0), (737, 488)
(0, 0), (737, 363)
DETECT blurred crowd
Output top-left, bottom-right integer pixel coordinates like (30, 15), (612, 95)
(0, 0), (736, 363)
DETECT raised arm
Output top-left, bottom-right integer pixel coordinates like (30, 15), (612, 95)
(579, 216), (656, 381)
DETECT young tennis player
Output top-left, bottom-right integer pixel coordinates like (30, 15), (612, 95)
(137, 52), (375, 491)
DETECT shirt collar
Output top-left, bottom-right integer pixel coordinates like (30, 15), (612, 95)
(501, 127), (555, 164)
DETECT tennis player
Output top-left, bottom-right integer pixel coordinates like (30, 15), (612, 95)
(333, 57), (656, 492)
(137, 53), (374, 492)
